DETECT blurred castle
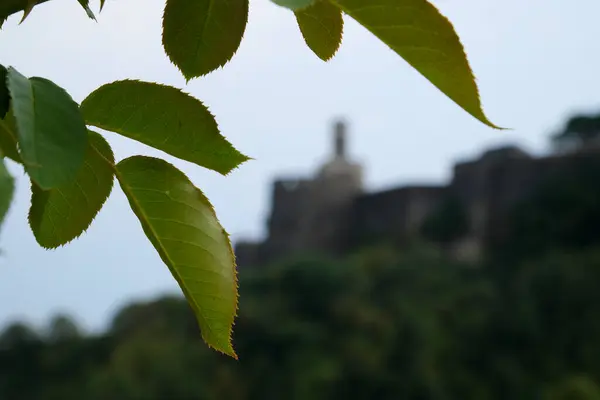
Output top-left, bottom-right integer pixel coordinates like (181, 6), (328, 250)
(235, 120), (600, 266)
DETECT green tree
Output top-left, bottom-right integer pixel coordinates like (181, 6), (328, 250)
(47, 315), (81, 343)
(3, 244), (600, 398)
(495, 156), (600, 262)
(421, 196), (469, 245)
(545, 376), (600, 400)
(552, 113), (600, 152)
(0, 322), (39, 348)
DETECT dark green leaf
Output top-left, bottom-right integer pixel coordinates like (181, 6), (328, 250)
(0, 0), (57, 27)
(116, 155), (238, 357)
(19, 0), (36, 23)
(273, 0), (315, 11)
(0, 153), (15, 230)
(0, 65), (9, 118)
(162, 0), (249, 80)
(1, 0), (36, 26)
(28, 130), (115, 249)
(1, 0), (93, 25)
(76, 0), (96, 20)
(295, 0), (343, 61)
(0, 111), (22, 163)
(330, 0), (500, 128)
(81, 80), (249, 175)
(99, 0), (106, 11)
(7, 67), (87, 189)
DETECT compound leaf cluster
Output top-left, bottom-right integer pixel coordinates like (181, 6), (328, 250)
(0, 0), (502, 358)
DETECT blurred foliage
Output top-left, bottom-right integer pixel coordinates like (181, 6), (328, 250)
(4, 144), (600, 398)
(2, 242), (600, 398)
(421, 196), (469, 245)
(552, 113), (600, 151)
(492, 155), (600, 264)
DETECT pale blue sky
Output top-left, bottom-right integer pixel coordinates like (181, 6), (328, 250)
(0, 0), (598, 333)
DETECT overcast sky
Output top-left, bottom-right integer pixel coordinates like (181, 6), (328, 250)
(0, 0), (598, 334)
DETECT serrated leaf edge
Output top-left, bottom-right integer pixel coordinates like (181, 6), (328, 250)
(115, 155), (239, 358)
(295, 1), (344, 62)
(328, 0), (504, 129)
(27, 131), (115, 249)
(81, 79), (251, 175)
(161, 0), (250, 82)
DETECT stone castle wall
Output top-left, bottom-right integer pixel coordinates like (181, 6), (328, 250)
(234, 123), (600, 268)
(346, 186), (447, 250)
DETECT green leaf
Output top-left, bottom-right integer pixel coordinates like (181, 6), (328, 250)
(81, 80), (249, 175)
(329, 0), (499, 128)
(1, 0), (95, 25)
(28, 130), (115, 249)
(0, 111), (22, 164)
(116, 155), (238, 357)
(0, 153), (15, 230)
(295, 0), (343, 61)
(273, 0), (315, 10)
(76, 0), (96, 20)
(0, 65), (9, 118)
(162, 0), (249, 80)
(99, 0), (106, 11)
(0, 0), (42, 27)
(7, 67), (88, 189)
(19, 0), (36, 23)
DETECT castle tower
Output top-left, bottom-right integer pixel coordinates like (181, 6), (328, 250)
(334, 120), (346, 159)
(317, 120), (363, 188)
(236, 119), (364, 266)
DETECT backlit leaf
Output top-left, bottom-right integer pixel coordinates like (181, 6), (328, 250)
(295, 0), (343, 61)
(330, 0), (499, 128)
(273, 0), (315, 10)
(28, 130), (115, 249)
(116, 156), (238, 357)
(162, 0), (249, 80)
(0, 153), (15, 230)
(81, 80), (249, 175)
(7, 67), (87, 189)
